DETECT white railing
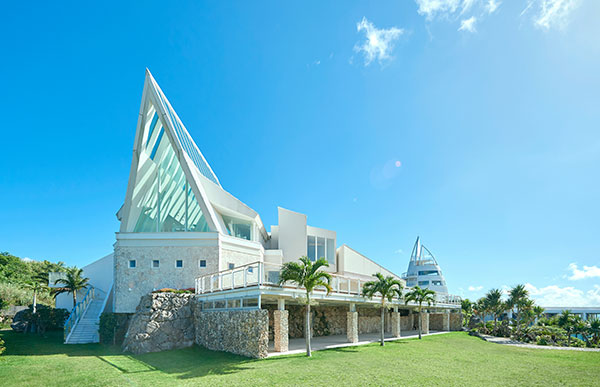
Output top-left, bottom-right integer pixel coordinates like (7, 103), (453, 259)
(64, 286), (95, 341)
(195, 261), (461, 306)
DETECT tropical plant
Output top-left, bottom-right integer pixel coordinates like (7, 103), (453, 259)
(24, 281), (48, 314)
(557, 310), (576, 347)
(461, 299), (473, 326)
(532, 305), (545, 322)
(588, 318), (600, 347)
(484, 289), (505, 332)
(404, 286), (436, 339)
(361, 273), (404, 346)
(507, 284), (529, 335)
(51, 268), (90, 309)
(278, 256), (332, 357)
(473, 297), (488, 321)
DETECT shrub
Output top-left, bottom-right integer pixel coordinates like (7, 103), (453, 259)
(99, 312), (131, 345)
(0, 337), (5, 356)
(0, 282), (54, 308)
(11, 304), (68, 334)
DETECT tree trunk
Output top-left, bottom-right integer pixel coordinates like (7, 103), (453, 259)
(33, 291), (37, 314)
(380, 305), (385, 346)
(73, 290), (77, 309)
(567, 330), (571, 347)
(418, 307), (422, 339)
(305, 303), (312, 357)
(494, 316), (497, 333)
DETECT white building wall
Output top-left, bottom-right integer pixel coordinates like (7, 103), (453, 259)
(337, 245), (401, 281)
(277, 207), (307, 263)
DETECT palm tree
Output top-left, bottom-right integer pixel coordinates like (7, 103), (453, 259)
(484, 289), (505, 332)
(532, 306), (545, 323)
(473, 297), (489, 321)
(461, 299), (473, 326)
(404, 286), (436, 339)
(558, 310), (575, 347)
(361, 273), (404, 346)
(24, 281), (48, 314)
(507, 284), (529, 334)
(588, 318), (600, 347)
(52, 268), (90, 309)
(278, 256), (332, 357)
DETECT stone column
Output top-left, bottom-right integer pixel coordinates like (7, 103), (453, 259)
(274, 299), (288, 352)
(391, 311), (401, 338)
(442, 311), (450, 331)
(421, 312), (430, 335)
(347, 303), (358, 343)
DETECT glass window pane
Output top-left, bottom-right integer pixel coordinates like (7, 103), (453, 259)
(317, 237), (325, 261)
(307, 236), (316, 261)
(327, 238), (335, 264)
(130, 101), (210, 233)
(222, 214), (252, 240)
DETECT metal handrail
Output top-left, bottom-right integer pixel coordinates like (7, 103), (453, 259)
(63, 286), (95, 341)
(195, 261), (462, 306)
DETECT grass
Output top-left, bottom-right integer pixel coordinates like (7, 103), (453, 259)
(0, 330), (598, 386)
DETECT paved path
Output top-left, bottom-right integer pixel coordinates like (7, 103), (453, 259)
(267, 330), (450, 357)
(479, 334), (600, 352)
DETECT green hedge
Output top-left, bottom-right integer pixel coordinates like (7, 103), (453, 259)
(0, 337), (5, 356)
(99, 313), (131, 345)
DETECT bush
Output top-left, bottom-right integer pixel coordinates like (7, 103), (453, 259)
(11, 304), (69, 334)
(99, 313), (130, 345)
(0, 337), (5, 356)
(0, 282), (54, 308)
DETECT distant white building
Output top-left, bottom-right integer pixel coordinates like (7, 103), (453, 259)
(402, 237), (449, 294)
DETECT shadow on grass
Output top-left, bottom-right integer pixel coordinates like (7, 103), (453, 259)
(0, 329), (258, 379)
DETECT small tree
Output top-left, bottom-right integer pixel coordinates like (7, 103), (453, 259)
(588, 318), (600, 347)
(279, 256), (332, 357)
(507, 284), (529, 335)
(558, 310), (575, 347)
(484, 289), (505, 332)
(461, 299), (473, 326)
(404, 286), (436, 339)
(361, 273), (404, 346)
(52, 268), (90, 309)
(24, 281), (48, 314)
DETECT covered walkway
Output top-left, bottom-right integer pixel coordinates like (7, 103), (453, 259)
(267, 330), (450, 357)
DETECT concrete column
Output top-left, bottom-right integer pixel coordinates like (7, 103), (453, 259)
(347, 309), (358, 343)
(442, 311), (450, 331)
(274, 299), (288, 352)
(421, 312), (430, 335)
(391, 312), (401, 338)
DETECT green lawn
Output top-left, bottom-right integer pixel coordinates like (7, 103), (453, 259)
(0, 330), (598, 386)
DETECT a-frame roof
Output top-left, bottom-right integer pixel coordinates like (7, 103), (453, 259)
(118, 70), (267, 240)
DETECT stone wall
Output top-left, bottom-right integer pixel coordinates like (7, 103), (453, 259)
(450, 312), (462, 331)
(400, 314), (414, 331)
(358, 307), (391, 334)
(265, 304), (347, 339)
(114, 244), (219, 313)
(194, 309), (269, 359)
(122, 293), (195, 354)
(429, 313), (444, 331)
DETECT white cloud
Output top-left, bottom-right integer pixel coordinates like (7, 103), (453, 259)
(395, 249), (404, 254)
(468, 285), (483, 291)
(525, 282), (600, 307)
(21, 257), (34, 262)
(354, 17), (403, 66)
(521, 0), (582, 30)
(414, 0), (498, 32)
(567, 263), (600, 280)
(486, 0), (500, 14)
(416, 0), (461, 20)
(458, 16), (477, 32)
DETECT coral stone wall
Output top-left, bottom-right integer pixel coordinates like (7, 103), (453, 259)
(358, 307), (391, 334)
(122, 293), (195, 354)
(114, 245), (219, 313)
(194, 309), (269, 359)
(400, 314), (414, 331)
(429, 313), (444, 331)
(265, 305), (348, 339)
(450, 312), (462, 331)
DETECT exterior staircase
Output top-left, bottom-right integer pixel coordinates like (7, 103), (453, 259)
(65, 288), (106, 344)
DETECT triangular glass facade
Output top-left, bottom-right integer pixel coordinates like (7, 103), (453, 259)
(129, 101), (210, 232)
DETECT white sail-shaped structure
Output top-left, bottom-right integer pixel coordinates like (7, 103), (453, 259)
(402, 237), (449, 294)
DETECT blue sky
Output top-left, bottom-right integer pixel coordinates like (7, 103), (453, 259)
(1, 1), (599, 306)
